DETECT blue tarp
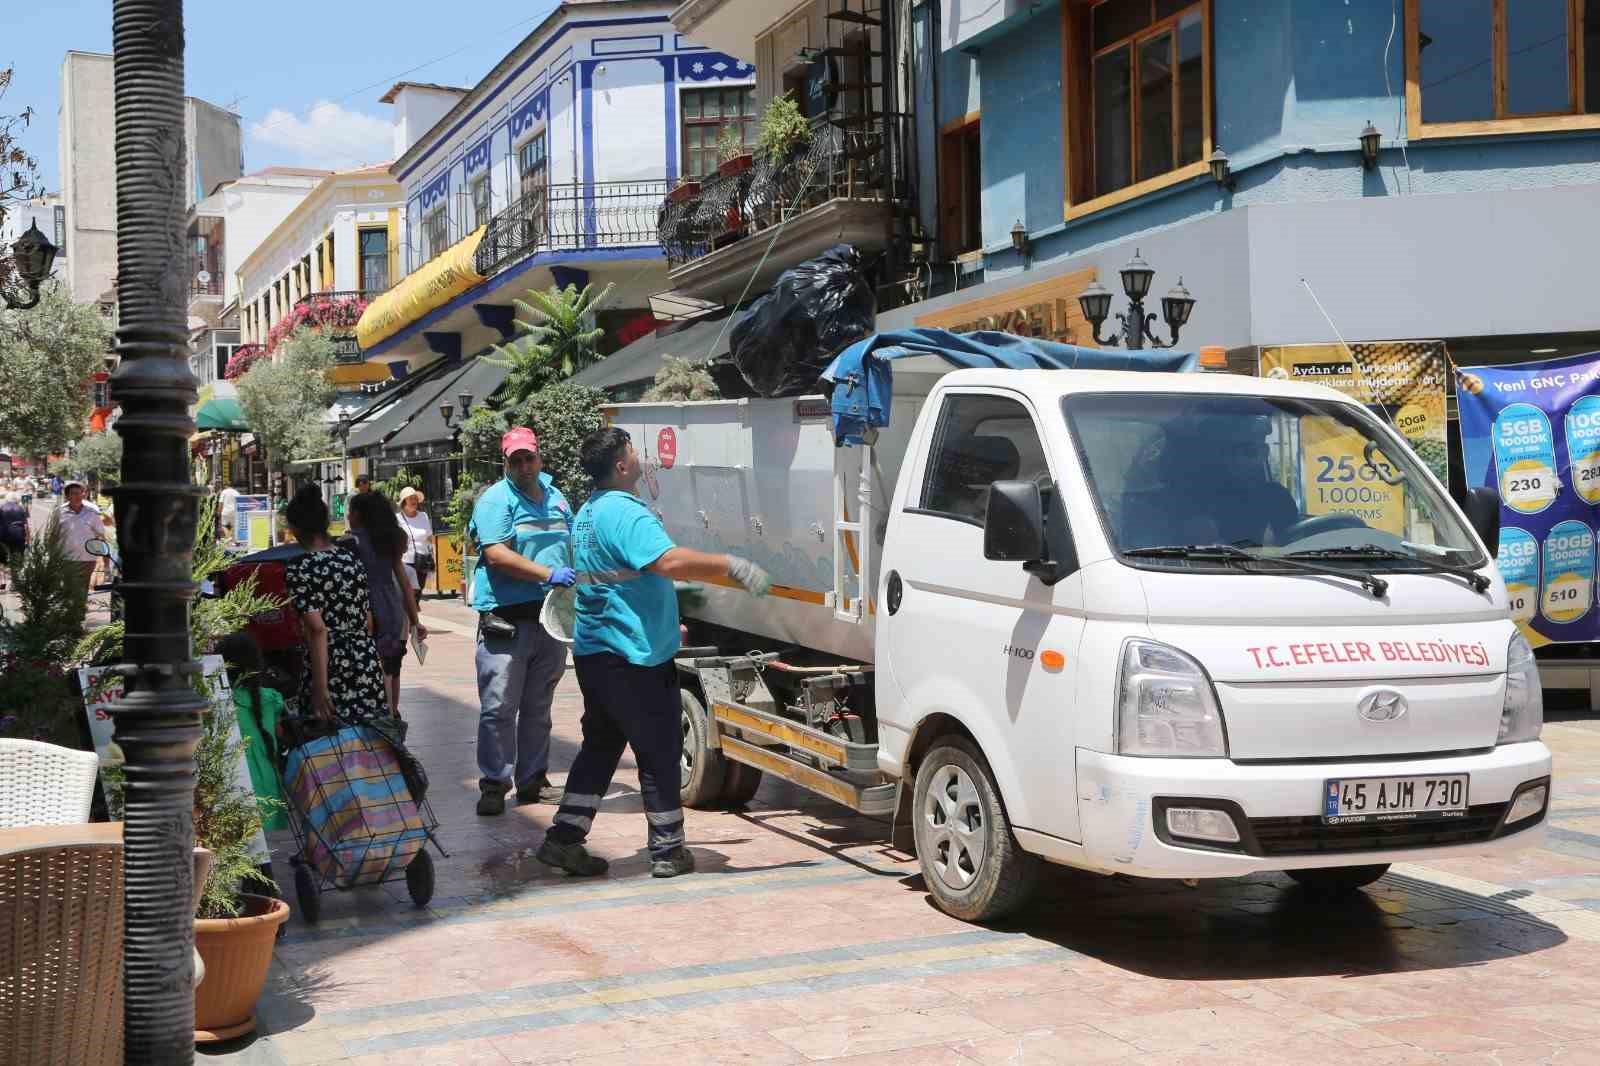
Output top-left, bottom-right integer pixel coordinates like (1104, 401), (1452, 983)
(821, 328), (1199, 446)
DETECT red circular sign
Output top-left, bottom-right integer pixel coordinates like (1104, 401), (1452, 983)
(657, 427), (677, 470)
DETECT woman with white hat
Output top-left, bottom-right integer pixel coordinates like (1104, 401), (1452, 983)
(397, 487), (434, 610)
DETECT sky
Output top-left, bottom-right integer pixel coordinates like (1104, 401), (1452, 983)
(4, 0), (562, 192)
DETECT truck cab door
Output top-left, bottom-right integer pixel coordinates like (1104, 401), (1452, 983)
(877, 388), (1086, 843)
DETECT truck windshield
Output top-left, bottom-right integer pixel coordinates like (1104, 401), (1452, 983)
(1063, 392), (1485, 569)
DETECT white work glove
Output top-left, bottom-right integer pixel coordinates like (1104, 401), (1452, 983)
(727, 555), (771, 598)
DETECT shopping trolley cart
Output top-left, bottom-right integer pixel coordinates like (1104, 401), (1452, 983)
(280, 716), (447, 924)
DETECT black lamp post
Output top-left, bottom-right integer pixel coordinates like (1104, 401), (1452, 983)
(1, 220), (61, 310)
(1078, 249), (1197, 350)
(107, 0), (208, 1059)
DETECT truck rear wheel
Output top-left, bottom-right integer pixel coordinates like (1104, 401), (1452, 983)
(912, 737), (1038, 923)
(679, 688), (728, 809)
(719, 759), (763, 807)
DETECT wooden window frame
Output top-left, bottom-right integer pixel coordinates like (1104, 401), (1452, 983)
(679, 84), (757, 181)
(470, 173), (493, 228)
(423, 207), (449, 262)
(1406, 0), (1595, 140)
(516, 132), (548, 204)
(1061, 0), (1213, 222)
(938, 112), (983, 258)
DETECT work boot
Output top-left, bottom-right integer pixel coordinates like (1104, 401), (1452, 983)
(651, 847), (696, 879)
(515, 774), (564, 805)
(476, 780), (510, 816)
(536, 838), (610, 877)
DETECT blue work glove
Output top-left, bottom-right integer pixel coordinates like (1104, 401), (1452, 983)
(545, 566), (577, 588)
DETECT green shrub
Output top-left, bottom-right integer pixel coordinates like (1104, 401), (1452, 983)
(758, 94), (812, 160)
(516, 383), (608, 510)
(0, 517), (89, 747)
(642, 356), (720, 402)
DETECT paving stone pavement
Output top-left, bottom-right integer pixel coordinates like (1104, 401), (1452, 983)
(182, 622), (1600, 1066)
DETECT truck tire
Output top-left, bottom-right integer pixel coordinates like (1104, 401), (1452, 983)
(1286, 863), (1390, 895)
(720, 759), (763, 808)
(912, 737), (1038, 923)
(679, 688), (729, 809)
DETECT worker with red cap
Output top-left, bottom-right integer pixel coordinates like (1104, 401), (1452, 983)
(469, 425), (577, 816)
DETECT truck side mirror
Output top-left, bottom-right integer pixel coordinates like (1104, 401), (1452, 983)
(984, 480), (1045, 562)
(1464, 487), (1500, 556)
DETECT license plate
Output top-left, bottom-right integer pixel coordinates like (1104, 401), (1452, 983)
(1323, 774), (1469, 824)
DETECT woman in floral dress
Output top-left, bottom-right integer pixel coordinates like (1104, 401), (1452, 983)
(284, 485), (389, 726)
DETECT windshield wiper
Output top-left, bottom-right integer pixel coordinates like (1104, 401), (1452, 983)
(1286, 544), (1490, 593)
(1123, 543), (1388, 597)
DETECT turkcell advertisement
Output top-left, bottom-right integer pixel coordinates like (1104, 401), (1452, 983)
(1458, 351), (1600, 646)
(1260, 342), (1449, 535)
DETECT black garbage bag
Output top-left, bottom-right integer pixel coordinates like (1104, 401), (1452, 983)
(729, 244), (876, 397)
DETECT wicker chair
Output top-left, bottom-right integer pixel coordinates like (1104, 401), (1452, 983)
(0, 739), (101, 828)
(0, 827), (124, 1066)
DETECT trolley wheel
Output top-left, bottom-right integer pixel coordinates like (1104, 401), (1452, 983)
(293, 861), (321, 925)
(720, 758), (763, 808)
(406, 849), (435, 908)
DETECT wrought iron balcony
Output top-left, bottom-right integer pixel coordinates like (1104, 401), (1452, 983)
(293, 290), (378, 310)
(659, 113), (908, 268)
(474, 180), (670, 277)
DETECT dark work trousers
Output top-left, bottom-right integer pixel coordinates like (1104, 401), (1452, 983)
(547, 652), (685, 859)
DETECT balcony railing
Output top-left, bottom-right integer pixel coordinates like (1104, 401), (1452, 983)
(190, 255), (224, 296)
(474, 180), (670, 277)
(659, 113), (909, 268)
(293, 290), (377, 310)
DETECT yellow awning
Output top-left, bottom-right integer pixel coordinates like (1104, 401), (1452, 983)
(356, 226), (487, 351)
(327, 361), (394, 385)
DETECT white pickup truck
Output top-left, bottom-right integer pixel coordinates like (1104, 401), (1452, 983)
(607, 347), (1551, 922)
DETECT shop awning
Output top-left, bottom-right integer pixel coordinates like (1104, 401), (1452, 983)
(384, 353), (512, 451)
(569, 311), (734, 394)
(345, 356), (462, 453)
(356, 226), (487, 351)
(328, 361), (396, 386)
(195, 397), (249, 432)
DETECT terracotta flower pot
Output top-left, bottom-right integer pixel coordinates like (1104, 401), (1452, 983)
(193, 894), (290, 1043)
(718, 153), (753, 178)
(667, 180), (701, 205)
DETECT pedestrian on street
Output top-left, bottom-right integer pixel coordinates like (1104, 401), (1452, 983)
(343, 489), (427, 719)
(537, 427), (771, 880)
(470, 427), (576, 816)
(218, 480), (242, 542)
(56, 480), (103, 593)
(0, 491), (29, 592)
(354, 473), (372, 495)
(397, 487), (435, 609)
(283, 485), (391, 727)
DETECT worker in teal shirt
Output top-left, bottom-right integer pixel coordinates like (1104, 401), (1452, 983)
(468, 426), (575, 816)
(538, 427), (769, 879)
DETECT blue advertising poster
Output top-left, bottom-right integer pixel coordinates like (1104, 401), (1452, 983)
(1458, 352), (1600, 646)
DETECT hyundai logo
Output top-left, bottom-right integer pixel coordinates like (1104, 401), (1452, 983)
(1358, 689), (1409, 723)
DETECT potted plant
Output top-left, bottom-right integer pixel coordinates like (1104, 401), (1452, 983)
(446, 471), (486, 600)
(78, 497), (290, 1042)
(667, 177), (701, 205)
(715, 124), (753, 177)
(757, 93), (812, 162)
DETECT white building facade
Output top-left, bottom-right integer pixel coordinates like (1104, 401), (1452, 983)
(355, 0), (756, 368)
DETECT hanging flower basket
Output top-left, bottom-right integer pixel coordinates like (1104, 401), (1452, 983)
(667, 180), (701, 205)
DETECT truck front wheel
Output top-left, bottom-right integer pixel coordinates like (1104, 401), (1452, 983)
(912, 737), (1038, 922)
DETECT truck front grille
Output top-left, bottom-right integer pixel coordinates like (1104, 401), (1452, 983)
(1248, 802), (1509, 856)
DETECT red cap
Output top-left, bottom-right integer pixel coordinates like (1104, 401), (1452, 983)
(501, 427), (539, 457)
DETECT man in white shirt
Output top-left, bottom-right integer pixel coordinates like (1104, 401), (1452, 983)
(56, 481), (104, 591)
(218, 481), (241, 542)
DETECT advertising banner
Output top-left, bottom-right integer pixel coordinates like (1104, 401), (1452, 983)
(1458, 351), (1600, 646)
(1260, 342), (1450, 534)
(233, 494), (276, 550)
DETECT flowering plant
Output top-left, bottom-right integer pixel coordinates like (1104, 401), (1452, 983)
(224, 343), (267, 380)
(264, 294), (369, 355)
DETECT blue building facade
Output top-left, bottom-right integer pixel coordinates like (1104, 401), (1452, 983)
(886, 0), (1600, 371)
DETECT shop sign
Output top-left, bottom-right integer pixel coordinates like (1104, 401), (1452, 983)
(331, 335), (363, 364)
(914, 269), (1097, 342)
(1259, 342), (1449, 537)
(1458, 351), (1600, 647)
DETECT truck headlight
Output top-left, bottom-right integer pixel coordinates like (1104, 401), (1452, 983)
(1117, 639), (1228, 757)
(1499, 631), (1543, 744)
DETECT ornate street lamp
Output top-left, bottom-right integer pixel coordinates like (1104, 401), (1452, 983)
(1360, 121), (1382, 170)
(108, 0), (208, 1059)
(1078, 249), (1197, 350)
(1, 221), (60, 310)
